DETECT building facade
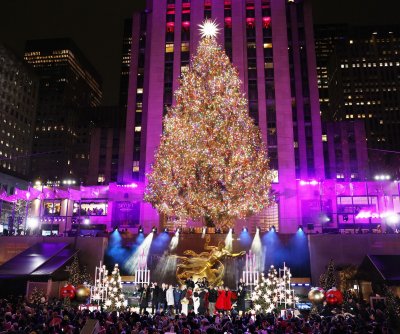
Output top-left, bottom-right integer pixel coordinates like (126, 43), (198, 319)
(323, 120), (369, 181)
(319, 26), (400, 178)
(24, 38), (102, 185)
(122, 0), (324, 233)
(0, 44), (38, 177)
(86, 106), (125, 185)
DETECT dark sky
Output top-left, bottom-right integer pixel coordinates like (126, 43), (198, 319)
(0, 0), (398, 105)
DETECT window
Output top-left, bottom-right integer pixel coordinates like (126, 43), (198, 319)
(98, 174), (105, 183)
(165, 43), (174, 53)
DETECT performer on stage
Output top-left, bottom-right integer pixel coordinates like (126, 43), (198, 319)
(236, 284), (246, 313)
(150, 282), (160, 314)
(139, 283), (150, 314)
(238, 277), (246, 290)
(208, 285), (218, 315)
(216, 286), (232, 312)
(166, 284), (175, 314)
(193, 287), (200, 314)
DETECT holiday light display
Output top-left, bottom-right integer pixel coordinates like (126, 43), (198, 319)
(252, 264), (298, 314)
(104, 264), (128, 312)
(144, 21), (273, 228)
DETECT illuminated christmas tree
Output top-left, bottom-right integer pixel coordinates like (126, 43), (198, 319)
(66, 255), (81, 287)
(104, 264), (127, 312)
(145, 20), (273, 228)
(252, 265), (280, 314)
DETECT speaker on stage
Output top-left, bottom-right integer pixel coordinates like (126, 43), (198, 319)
(307, 223), (314, 231)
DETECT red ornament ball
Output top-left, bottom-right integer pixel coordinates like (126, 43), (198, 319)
(60, 284), (76, 299)
(325, 288), (343, 305)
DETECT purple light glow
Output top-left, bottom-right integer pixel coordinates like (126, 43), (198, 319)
(299, 180), (319, 186)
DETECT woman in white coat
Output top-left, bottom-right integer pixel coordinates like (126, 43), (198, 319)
(166, 284), (175, 314)
(193, 287), (200, 314)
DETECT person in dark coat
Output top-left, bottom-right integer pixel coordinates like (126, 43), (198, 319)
(151, 282), (160, 314)
(208, 285), (218, 315)
(236, 285), (246, 313)
(173, 285), (181, 313)
(185, 277), (195, 289)
(139, 283), (150, 314)
(158, 283), (167, 311)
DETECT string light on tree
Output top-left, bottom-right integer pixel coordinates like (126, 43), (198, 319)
(145, 20), (273, 229)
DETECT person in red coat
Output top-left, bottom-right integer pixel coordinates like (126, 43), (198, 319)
(216, 286), (232, 312)
(215, 286), (225, 311)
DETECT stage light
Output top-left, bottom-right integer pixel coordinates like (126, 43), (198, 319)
(164, 228), (168, 233)
(298, 226), (304, 232)
(270, 225), (276, 232)
(27, 217), (39, 230)
(84, 218), (90, 225)
(169, 229), (180, 250)
(152, 226), (157, 233)
(138, 226), (144, 233)
(225, 227), (233, 251)
(256, 226), (260, 232)
(242, 227), (248, 232)
(202, 226), (207, 238)
(387, 213), (400, 225)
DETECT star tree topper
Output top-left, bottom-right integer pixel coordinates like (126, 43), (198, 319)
(199, 19), (220, 39)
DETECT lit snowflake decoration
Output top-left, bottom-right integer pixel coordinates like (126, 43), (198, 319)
(199, 19), (220, 39)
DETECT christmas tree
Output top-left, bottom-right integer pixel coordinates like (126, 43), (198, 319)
(104, 264), (127, 312)
(383, 285), (400, 330)
(29, 287), (46, 305)
(66, 254), (92, 286)
(320, 259), (337, 291)
(66, 254), (81, 286)
(252, 265), (280, 314)
(144, 20), (273, 228)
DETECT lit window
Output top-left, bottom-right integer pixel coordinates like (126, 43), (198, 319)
(181, 42), (189, 52)
(98, 174), (105, 183)
(165, 43), (174, 53)
(137, 88), (143, 94)
(132, 161), (139, 172)
(322, 135), (327, 142)
(263, 43), (272, 48)
(135, 126), (141, 132)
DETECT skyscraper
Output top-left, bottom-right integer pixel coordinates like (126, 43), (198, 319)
(24, 38), (102, 184)
(322, 26), (400, 177)
(0, 44), (38, 177)
(124, 0), (323, 233)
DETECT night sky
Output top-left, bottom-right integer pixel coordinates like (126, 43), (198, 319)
(0, 0), (398, 105)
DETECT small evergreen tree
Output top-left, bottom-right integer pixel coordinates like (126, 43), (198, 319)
(30, 287), (46, 305)
(66, 255), (81, 286)
(252, 265), (280, 314)
(383, 285), (400, 330)
(320, 259), (337, 291)
(325, 259), (337, 289)
(63, 296), (71, 309)
(104, 264), (127, 312)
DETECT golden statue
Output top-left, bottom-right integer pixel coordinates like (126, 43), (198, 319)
(174, 235), (245, 286)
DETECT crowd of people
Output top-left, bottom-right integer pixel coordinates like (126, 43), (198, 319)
(137, 278), (247, 316)
(0, 291), (396, 334)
